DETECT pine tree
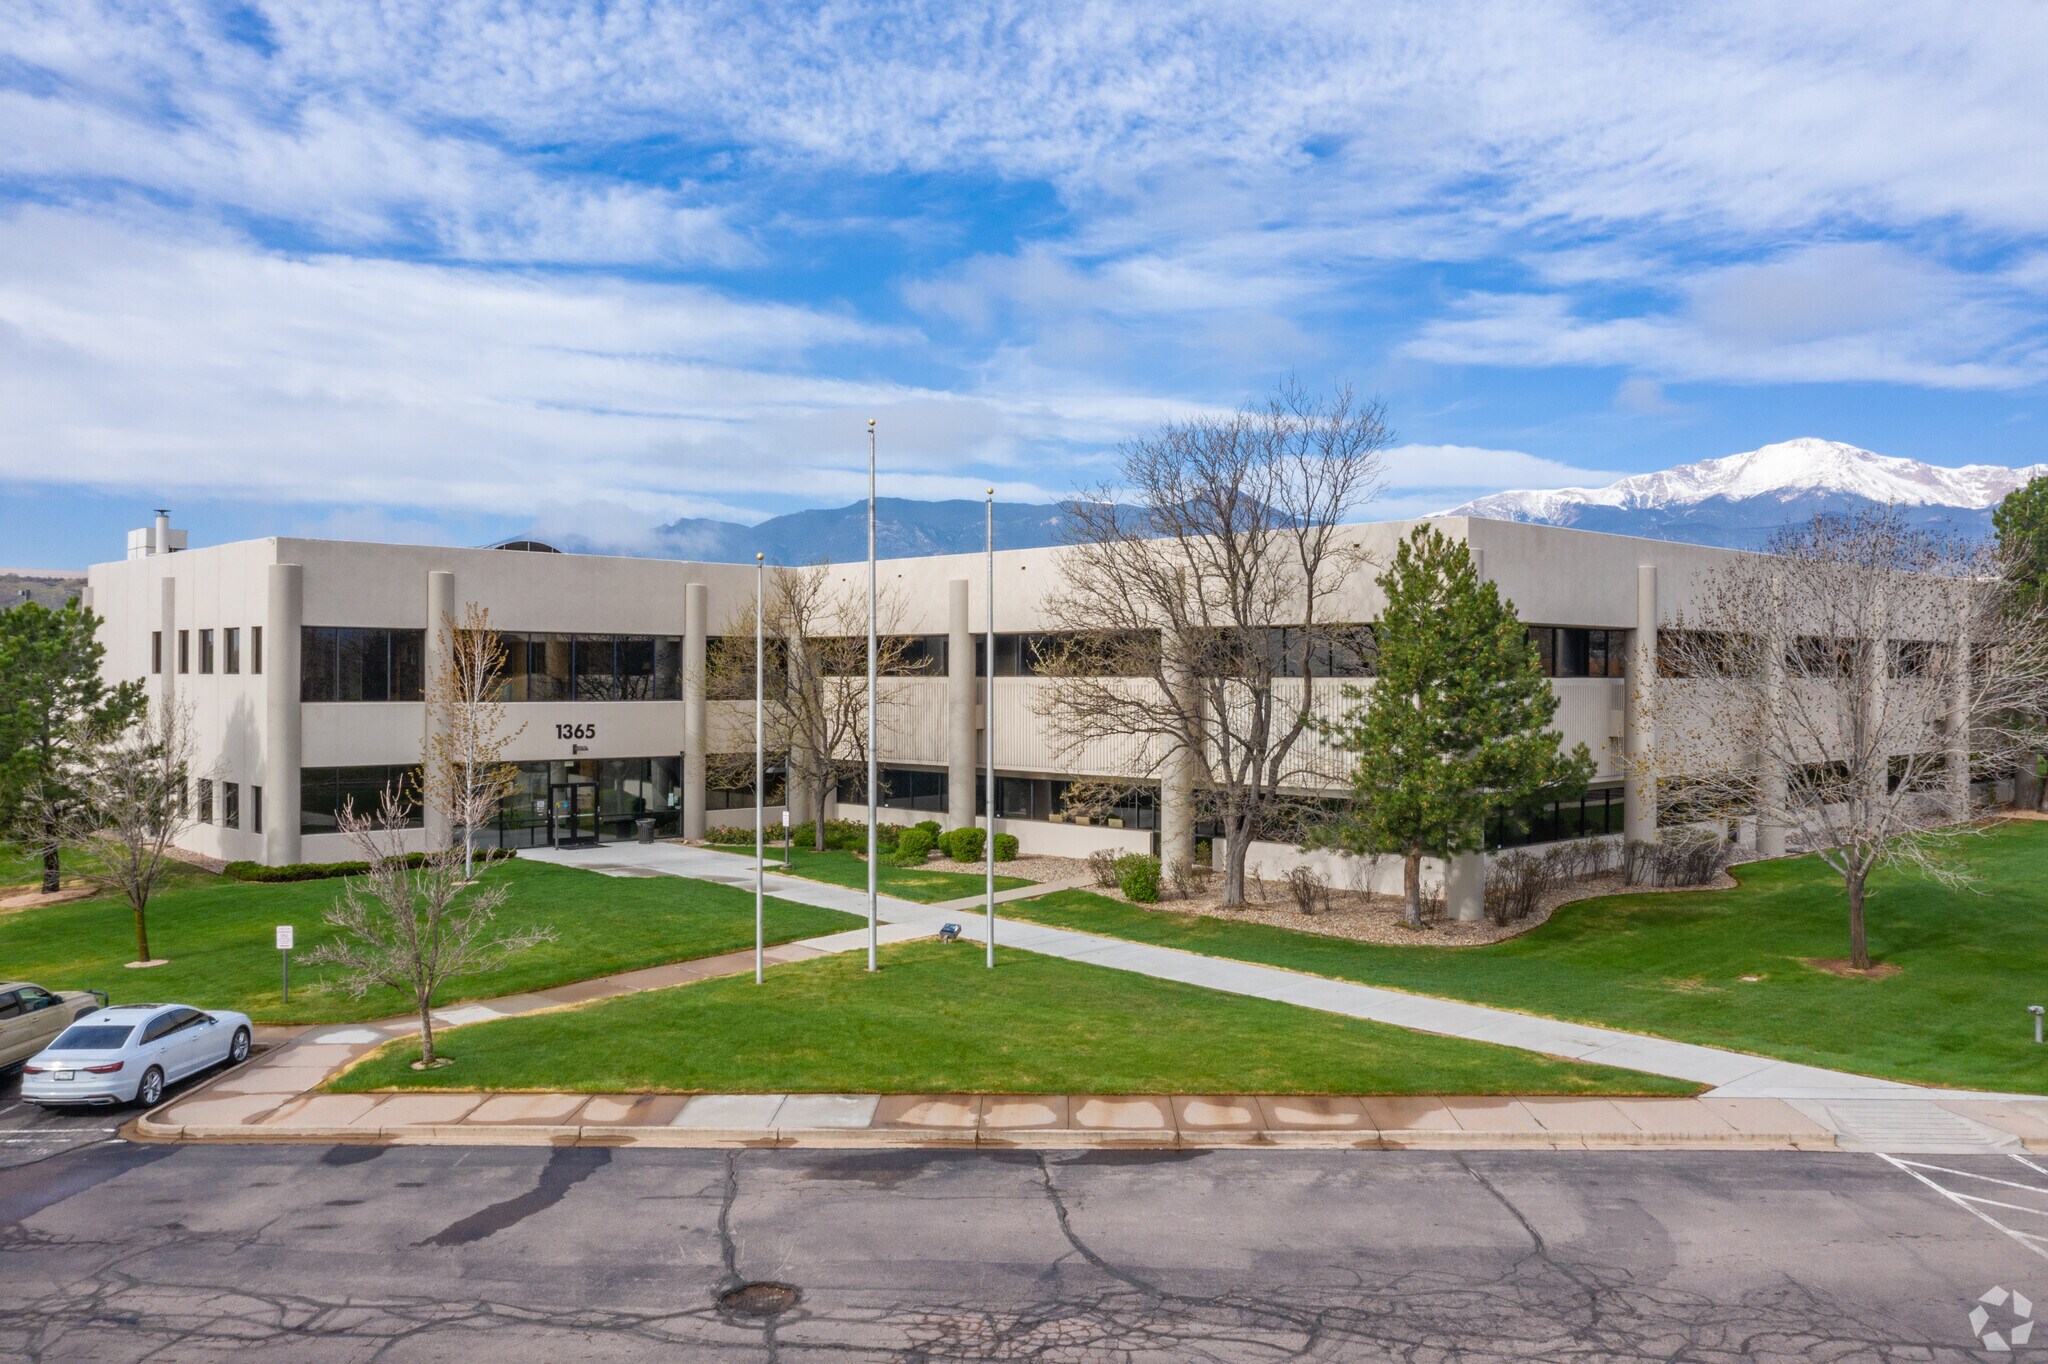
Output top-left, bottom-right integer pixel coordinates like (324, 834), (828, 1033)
(1993, 475), (2048, 808)
(1317, 526), (1593, 927)
(0, 600), (145, 893)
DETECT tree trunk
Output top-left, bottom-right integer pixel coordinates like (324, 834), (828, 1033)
(131, 893), (151, 963)
(1846, 871), (1870, 971)
(2038, 753), (2047, 812)
(1402, 854), (1423, 928)
(813, 775), (831, 851)
(40, 817), (59, 895)
(418, 1003), (438, 1066)
(1220, 817), (1251, 906)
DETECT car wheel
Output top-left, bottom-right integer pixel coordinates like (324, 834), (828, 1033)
(136, 1066), (165, 1107)
(229, 1027), (251, 1063)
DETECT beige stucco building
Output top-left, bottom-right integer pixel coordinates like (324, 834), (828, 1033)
(85, 512), (1791, 918)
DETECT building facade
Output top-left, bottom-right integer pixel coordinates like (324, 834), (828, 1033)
(85, 514), (1803, 917)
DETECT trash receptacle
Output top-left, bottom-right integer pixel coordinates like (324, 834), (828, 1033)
(636, 818), (655, 844)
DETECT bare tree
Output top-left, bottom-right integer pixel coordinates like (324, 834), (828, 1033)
(707, 563), (915, 851)
(422, 602), (525, 881)
(1644, 508), (2048, 969)
(40, 698), (202, 966)
(1035, 380), (1390, 905)
(304, 790), (553, 1067)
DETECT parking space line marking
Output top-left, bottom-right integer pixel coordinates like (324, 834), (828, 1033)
(1947, 1193), (2048, 1221)
(1879, 1154), (2048, 1264)
(1892, 1155), (2048, 1187)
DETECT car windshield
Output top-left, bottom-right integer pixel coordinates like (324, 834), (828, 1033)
(48, 1024), (134, 1052)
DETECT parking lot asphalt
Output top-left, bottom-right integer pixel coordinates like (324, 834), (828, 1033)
(0, 1073), (125, 1171)
(3, 1141), (2042, 1360)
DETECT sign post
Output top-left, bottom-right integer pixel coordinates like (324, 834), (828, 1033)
(782, 808), (791, 869)
(276, 924), (295, 1003)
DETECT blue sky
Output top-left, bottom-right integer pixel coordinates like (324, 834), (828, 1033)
(2, 2), (2045, 567)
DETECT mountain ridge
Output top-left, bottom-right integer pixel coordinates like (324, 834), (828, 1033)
(519, 438), (2048, 561)
(1441, 438), (2047, 548)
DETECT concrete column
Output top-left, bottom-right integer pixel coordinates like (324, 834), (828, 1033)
(1623, 564), (1658, 854)
(422, 569), (456, 848)
(1863, 595), (1890, 813)
(683, 581), (708, 838)
(1157, 625), (1198, 877)
(156, 574), (177, 711)
(1946, 596), (1972, 822)
(263, 564), (303, 866)
(1446, 851), (1486, 923)
(945, 579), (975, 829)
(1756, 573), (1789, 858)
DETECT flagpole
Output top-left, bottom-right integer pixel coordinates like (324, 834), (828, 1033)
(866, 418), (879, 972)
(985, 487), (996, 969)
(754, 551), (765, 985)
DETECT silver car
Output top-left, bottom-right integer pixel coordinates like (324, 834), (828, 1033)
(20, 1004), (253, 1108)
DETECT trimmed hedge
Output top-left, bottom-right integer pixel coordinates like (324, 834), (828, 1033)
(993, 833), (1019, 862)
(734, 819), (905, 853)
(223, 849), (517, 884)
(942, 827), (986, 862)
(913, 819), (943, 838)
(1114, 852), (1161, 904)
(895, 827), (937, 860)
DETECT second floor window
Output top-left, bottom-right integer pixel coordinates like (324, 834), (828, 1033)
(198, 629), (214, 674)
(223, 627), (241, 675)
(301, 627), (426, 702)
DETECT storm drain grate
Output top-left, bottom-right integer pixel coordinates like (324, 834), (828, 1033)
(719, 1282), (801, 1318)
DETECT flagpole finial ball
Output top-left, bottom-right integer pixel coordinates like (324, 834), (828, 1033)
(756, 552), (764, 561)
(867, 418), (876, 428)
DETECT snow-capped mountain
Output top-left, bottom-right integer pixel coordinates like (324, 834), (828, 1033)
(1442, 438), (2048, 549)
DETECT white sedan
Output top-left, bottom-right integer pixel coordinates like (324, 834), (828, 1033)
(20, 1004), (253, 1108)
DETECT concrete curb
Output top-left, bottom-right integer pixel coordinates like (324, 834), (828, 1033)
(130, 1113), (1854, 1152)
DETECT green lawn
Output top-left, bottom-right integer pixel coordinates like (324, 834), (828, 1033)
(708, 844), (1031, 903)
(0, 841), (47, 889)
(1002, 820), (2048, 1094)
(329, 938), (1699, 1096)
(0, 859), (858, 1024)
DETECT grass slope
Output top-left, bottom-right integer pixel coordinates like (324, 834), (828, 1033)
(329, 939), (1699, 1096)
(709, 844), (1031, 903)
(0, 859), (858, 1024)
(0, 841), (48, 888)
(1004, 820), (2048, 1094)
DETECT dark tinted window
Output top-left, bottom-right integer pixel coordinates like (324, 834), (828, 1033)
(141, 1009), (194, 1044)
(300, 766), (423, 833)
(301, 626), (338, 700)
(302, 627), (426, 701)
(391, 629), (424, 700)
(615, 636), (656, 699)
(337, 627), (387, 701)
(0, 993), (19, 1020)
(574, 635), (617, 700)
(50, 1024), (134, 1051)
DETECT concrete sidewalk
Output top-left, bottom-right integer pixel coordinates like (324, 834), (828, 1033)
(142, 1086), (1905, 1151)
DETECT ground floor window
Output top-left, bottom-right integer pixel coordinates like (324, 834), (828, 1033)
(1485, 785), (1624, 849)
(879, 767), (948, 812)
(300, 766), (422, 834)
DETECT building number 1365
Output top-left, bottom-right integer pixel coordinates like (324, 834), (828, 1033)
(554, 723), (597, 741)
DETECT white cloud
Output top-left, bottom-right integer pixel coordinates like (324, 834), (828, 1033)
(1404, 243), (2048, 390)
(0, 208), (1148, 519)
(1379, 444), (1616, 491)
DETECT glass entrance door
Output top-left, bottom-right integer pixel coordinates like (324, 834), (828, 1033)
(548, 781), (601, 848)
